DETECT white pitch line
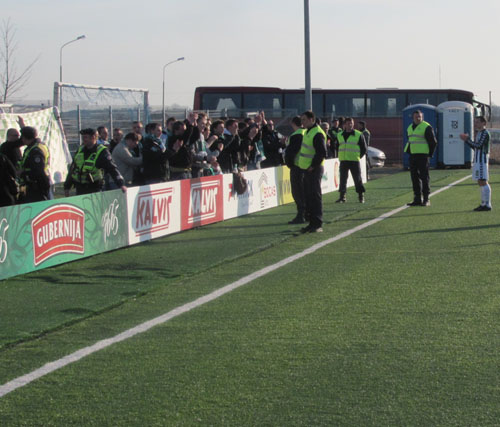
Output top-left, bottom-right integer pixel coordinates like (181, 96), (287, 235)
(0, 174), (471, 398)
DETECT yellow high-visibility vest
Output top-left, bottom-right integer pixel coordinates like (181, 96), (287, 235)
(298, 125), (326, 170)
(71, 144), (107, 184)
(405, 121), (431, 154)
(338, 130), (362, 162)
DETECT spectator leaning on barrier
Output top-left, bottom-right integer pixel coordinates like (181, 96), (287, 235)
(0, 118), (24, 171)
(97, 126), (109, 146)
(18, 126), (52, 203)
(207, 120), (226, 172)
(64, 128), (126, 195)
(261, 120), (286, 168)
(189, 113), (210, 178)
(239, 123), (259, 171)
(109, 128), (123, 153)
(168, 115), (195, 181)
(132, 121), (144, 142)
(111, 132), (143, 187)
(0, 152), (19, 207)
(141, 123), (180, 184)
(161, 117), (176, 147)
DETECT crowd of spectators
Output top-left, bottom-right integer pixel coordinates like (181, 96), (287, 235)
(0, 111), (369, 207)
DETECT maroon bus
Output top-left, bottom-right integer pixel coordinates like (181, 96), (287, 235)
(193, 86), (489, 163)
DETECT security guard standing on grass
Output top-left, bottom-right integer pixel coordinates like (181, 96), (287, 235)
(405, 110), (437, 206)
(335, 117), (367, 203)
(18, 126), (52, 203)
(299, 111), (327, 233)
(284, 116), (307, 224)
(64, 128), (126, 196)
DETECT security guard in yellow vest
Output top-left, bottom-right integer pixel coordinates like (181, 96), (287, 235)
(18, 126), (52, 203)
(405, 110), (437, 206)
(299, 111), (327, 233)
(328, 117), (343, 158)
(64, 128), (126, 196)
(284, 116), (307, 224)
(335, 117), (367, 203)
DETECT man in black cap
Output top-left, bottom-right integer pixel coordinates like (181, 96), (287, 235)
(0, 116), (26, 172)
(18, 126), (52, 203)
(64, 128), (126, 196)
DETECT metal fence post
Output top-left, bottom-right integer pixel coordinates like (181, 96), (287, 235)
(109, 106), (113, 134)
(77, 104), (82, 146)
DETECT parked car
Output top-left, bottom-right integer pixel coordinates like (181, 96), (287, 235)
(367, 146), (386, 168)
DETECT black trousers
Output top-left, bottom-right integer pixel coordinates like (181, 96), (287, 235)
(304, 165), (323, 228)
(339, 161), (365, 194)
(409, 154), (430, 199)
(290, 166), (306, 217)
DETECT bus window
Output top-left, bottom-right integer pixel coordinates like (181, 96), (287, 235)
(366, 93), (405, 117)
(408, 93), (439, 106)
(284, 93), (323, 115)
(325, 93), (365, 117)
(243, 93), (283, 110)
(201, 93), (241, 110)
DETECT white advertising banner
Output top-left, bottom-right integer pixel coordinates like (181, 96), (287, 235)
(0, 107), (72, 184)
(126, 181), (181, 245)
(322, 159), (336, 194)
(223, 169), (279, 220)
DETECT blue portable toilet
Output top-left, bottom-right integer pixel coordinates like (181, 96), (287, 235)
(436, 101), (473, 168)
(402, 104), (438, 169)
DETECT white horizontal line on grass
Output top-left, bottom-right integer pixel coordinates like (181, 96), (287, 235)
(0, 174), (471, 398)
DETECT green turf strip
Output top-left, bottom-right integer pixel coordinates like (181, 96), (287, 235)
(0, 167), (420, 349)
(1, 169), (499, 425)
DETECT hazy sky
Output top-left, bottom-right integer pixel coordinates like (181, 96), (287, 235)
(3, 0), (500, 107)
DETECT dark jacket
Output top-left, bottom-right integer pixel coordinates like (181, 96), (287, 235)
(142, 135), (176, 183)
(261, 127), (285, 167)
(284, 131), (303, 168)
(215, 132), (240, 173)
(168, 121), (195, 170)
(0, 153), (18, 206)
(405, 123), (437, 157)
(19, 139), (51, 202)
(64, 144), (124, 194)
(0, 139), (23, 171)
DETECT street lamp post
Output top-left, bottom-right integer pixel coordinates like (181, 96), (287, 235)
(59, 35), (86, 82)
(304, 0), (312, 111)
(162, 57), (185, 127)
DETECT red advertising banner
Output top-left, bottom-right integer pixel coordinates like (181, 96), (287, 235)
(31, 204), (85, 266)
(181, 175), (223, 230)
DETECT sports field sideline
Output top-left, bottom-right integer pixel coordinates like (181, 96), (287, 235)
(1, 168), (499, 426)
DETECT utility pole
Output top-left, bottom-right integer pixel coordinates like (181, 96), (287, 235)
(304, 0), (312, 111)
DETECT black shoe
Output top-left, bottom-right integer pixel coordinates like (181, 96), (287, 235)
(301, 225), (313, 233)
(301, 225), (323, 233)
(288, 216), (306, 224)
(474, 205), (492, 211)
(358, 193), (365, 203)
(335, 195), (346, 203)
(422, 199), (430, 207)
(407, 199), (422, 206)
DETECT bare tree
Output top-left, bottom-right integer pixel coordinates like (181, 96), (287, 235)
(0, 18), (39, 103)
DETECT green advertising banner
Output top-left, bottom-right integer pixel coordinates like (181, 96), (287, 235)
(0, 190), (128, 281)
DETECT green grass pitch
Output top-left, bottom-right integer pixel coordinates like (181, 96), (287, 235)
(0, 168), (499, 426)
